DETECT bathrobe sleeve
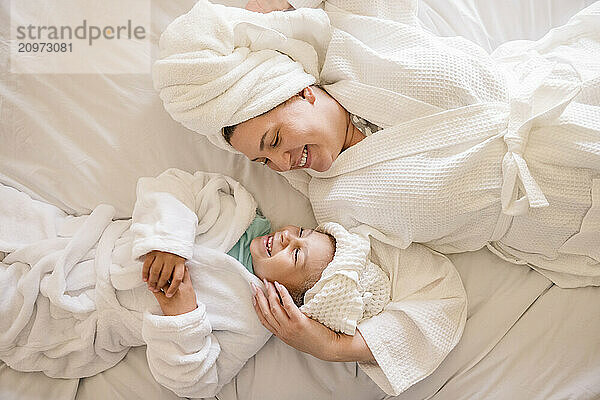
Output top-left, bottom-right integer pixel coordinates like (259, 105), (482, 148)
(141, 248), (271, 398)
(142, 286), (270, 399)
(142, 305), (221, 398)
(130, 168), (257, 261)
(131, 169), (269, 397)
(356, 241), (467, 396)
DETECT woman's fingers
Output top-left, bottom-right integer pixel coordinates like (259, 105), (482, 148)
(253, 282), (280, 331)
(263, 279), (289, 324)
(251, 283), (277, 333)
(142, 253), (155, 282)
(274, 281), (301, 320)
(165, 262), (185, 298)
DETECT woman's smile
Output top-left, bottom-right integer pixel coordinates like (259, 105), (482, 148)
(294, 145), (311, 169)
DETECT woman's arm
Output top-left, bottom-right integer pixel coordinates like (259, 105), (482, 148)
(245, 0), (293, 13)
(252, 279), (375, 362)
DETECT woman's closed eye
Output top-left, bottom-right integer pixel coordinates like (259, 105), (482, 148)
(294, 227), (304, 264)
(271, 129), (280, 148)
(260, 130), (280, 165)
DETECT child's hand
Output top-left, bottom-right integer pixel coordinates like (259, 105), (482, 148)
(152, 266), (198, 316)
(142, 250), (186, 298)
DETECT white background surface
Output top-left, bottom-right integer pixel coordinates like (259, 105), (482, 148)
(0, 1), (599, 399)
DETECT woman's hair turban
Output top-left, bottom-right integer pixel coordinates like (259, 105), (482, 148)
(152, 0), (331, 153)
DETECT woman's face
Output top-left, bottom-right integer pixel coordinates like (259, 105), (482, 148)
(229, 86), (358, 172)
(250, 225), (334, 294)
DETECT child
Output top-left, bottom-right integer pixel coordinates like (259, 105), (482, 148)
(0, 168), (389, 397)
(0, 168), (466, 397)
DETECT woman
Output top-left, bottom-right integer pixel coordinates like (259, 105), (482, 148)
(153, 0), (599, 389)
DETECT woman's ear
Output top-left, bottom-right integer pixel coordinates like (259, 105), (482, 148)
(297, 86), (316, 104)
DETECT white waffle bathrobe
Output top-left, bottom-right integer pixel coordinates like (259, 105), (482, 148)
(280, 0), (600, 289)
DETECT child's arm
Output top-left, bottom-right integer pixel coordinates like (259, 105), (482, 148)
(143, 264), (271, 398)
(131, 168), (257, 294)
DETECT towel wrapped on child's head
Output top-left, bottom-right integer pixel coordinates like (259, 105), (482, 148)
(306, 222), (391, 335)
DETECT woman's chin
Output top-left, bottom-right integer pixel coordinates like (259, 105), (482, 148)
(312, 154), (333, 172)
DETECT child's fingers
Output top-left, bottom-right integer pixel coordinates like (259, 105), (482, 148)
(142, 253), (155, 282)
(157, 262), (174, 290)
(182, 265), (190, 282)
(148, 261), (163, 292)
(274, 282), (301, 320)
(165, 262), (185, 298)
(151, 287), (166, 303)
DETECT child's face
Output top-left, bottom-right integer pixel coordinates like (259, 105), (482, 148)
(250, 225), (334, 294)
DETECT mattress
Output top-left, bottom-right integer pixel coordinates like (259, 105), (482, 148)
(0, 1), (598, 399)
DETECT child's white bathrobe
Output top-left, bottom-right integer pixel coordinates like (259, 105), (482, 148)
(280, 0), (600, 288)
(0, 169), (271, 398)
(0, 168), (467, 397)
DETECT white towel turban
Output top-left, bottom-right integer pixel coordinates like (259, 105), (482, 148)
(301, 222), (391, 335)
(153, 0), (332, 153)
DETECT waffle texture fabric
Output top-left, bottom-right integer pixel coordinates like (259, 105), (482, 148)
(280, 0), (600, 289)
(300, 222), (391, 335)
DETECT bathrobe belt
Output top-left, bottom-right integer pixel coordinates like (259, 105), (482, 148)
(490, 57), (582, 241)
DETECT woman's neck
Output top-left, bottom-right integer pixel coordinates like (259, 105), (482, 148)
(341, 112), (366, 152)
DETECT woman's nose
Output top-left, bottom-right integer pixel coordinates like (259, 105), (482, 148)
(270, 150), (291, 171)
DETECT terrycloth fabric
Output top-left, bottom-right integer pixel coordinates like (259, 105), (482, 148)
(0, 168), (468, 397)
(299, 220), (466, 396)
(278, 0), (600, 289)
(0, 169), (271, 399)
(300, 222), (390, 335)
(226, 210), (271, 274)
(152, 0), (332, 153)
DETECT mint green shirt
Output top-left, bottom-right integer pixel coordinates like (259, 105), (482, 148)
(226, 210), (271, 274)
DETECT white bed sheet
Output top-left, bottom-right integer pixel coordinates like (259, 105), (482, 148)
(0, 0), (599, 399)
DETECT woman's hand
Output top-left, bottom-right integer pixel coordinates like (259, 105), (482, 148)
(252, 279), (337, 359)
(142, 250), (186, 297)
(245, 0), (292, 13)
(151, 266), (198, 316)
(251, 279), (375, 362)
